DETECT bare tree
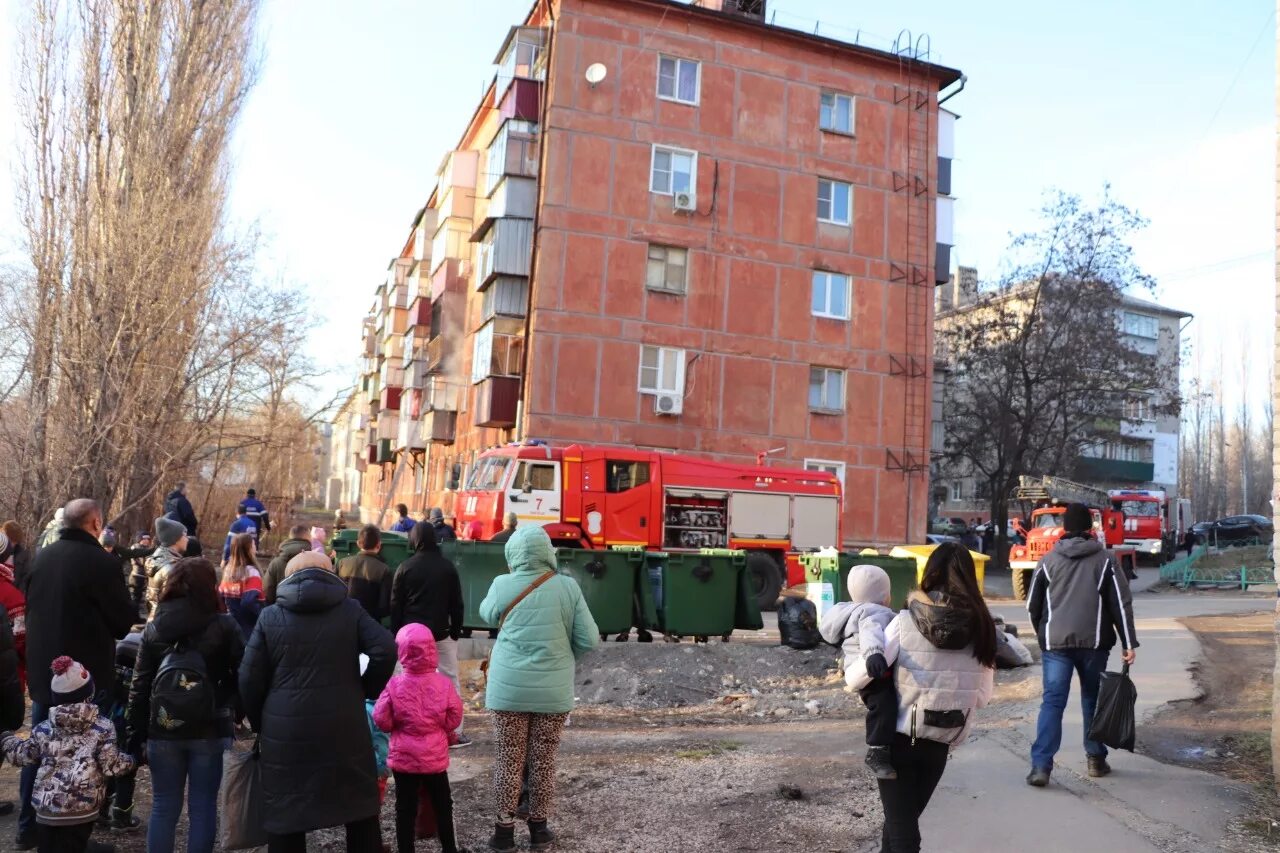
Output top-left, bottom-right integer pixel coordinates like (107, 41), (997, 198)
(937, 191), (1174, 569)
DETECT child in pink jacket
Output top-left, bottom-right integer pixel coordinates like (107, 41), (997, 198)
(373, 623), (467, 853)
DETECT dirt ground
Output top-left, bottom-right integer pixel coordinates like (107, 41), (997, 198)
(0, 641), (1040, 853)
(1140, 610), (1280, 844)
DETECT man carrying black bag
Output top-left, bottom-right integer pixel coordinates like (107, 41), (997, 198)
(1025, 503), (1139, 788)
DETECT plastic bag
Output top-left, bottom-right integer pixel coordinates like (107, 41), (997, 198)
(777, 597), (823, 650)
(1087, 663), (1137, 751)
(220, 742), (268, 850)
(994, 629), (1033, 668)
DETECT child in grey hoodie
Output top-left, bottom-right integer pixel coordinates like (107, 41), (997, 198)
(819, 564), (899, 779)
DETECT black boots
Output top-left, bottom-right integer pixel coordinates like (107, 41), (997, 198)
(864, 745), (898, 780)
(489, 823), (516, 853)
(1026, 767), (1051, 787)
(1087, 755), (1112, 777)
(528, 819), (555, 850)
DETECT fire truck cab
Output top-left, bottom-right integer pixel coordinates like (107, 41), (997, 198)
(1107, 489), (1192, 561)
(455, 441), (843, 609)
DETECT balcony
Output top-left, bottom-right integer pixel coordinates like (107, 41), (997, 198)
(420, 409), (458, 445)
(425, 336), (445, 373)
(1119, 419), (1156, 439)
(481, 277), (530, 322)
(377, 411), (400, 443)
(429, 220), (473, 277)
(474, 376), (520, 428)
(379, 385), (403, 412)
(473, 176), (537, 241)
(430, 257), (468, 300)
(498, 77), (541, 122)
(495, 26), (547, 92)
(434, 149), (479, 200)
(1074, 456), (1154, 485)
(436, 183), (476, 222)
(397, 409), (424, 452)
(471, 317), (526, 384)
(475, 218), (533, 289)
(483, 121), (538, 197)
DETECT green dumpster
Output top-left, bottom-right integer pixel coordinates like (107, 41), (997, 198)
(651, 550), (743, 638)
(801, 552), (918, 612)
(556, 548), (644, 637)
(329, 529), (411, 572)
(444, 541), (511, 631)
(699, 549), (763, 631)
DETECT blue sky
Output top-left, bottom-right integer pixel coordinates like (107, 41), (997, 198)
(0, 0), (1274, 408)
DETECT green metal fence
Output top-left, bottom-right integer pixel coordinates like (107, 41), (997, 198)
(1159, 545), (1275, 589)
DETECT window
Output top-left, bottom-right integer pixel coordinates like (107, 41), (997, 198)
(650, 145), (696, 195)
(817, 178), (851, 225)
(811, 270), (850, 319)
(484, 119), (537, 195)
(950, 480), (963, 502)
(804, 459), (846, 490)
(465, 456), (511, 491)
(808, 366), (845, 412)
(820, 91), (854, 134)
(646, 244), (689, 294)
(471, 323), (493, 384)
(606, 460), (651, 493)
(1124, 396), (1153, 421)
(1122, 311), (1159, 339)
(657, 55), (700, 105)
(638, 345), (685, 395)
(514, 461), (556, 491)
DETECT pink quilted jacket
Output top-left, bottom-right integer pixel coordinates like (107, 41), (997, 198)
(372, 623), (463, 774)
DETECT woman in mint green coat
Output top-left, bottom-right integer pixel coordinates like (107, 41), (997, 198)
(479, 525), (599, 852)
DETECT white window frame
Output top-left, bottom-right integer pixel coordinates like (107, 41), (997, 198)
(650, 144), (697, 196)
(471, 323), (494, 384)
(1122, 311), (1159, 340)
(638, 345), (685, 395)
(950, 480), (963, 502)
(811, 270), (851, 320)
(817, 178), (852, 225)
(804, 458), (846, 490)
(819, 91), (855, 135)
(646, 244), (689, 295)
(808, 366), (845, 413)
(656, 55), (700, 105)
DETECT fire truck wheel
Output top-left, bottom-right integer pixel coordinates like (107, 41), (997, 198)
(746, 552), (783, 612)
(1012, 568), (1033, 601)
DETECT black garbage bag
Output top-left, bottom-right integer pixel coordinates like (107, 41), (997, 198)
(1087, 663), (1137, 751)
(777, 597), (822, 650)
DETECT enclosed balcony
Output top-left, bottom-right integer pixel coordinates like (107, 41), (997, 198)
(480, 277), (529, 322)
(474, 376), (520, 429)
(483, 120), (538, 197)
(420, 409), (458, 445)
(473, 176), (536, 241)
(471, 316), (526, 383)
(430, 257), (468, 301)
(429, 220), (474, 277)
(495, 26), (547, 91)
(475, 218), (533, 289)
(396, 408), (424, 452)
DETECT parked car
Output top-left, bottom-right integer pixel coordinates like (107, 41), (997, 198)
(1205, 515), (1274, 545)
(925, 533), (960, 546)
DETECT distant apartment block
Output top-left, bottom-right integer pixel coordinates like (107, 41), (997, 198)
(345, 0), (963, 547)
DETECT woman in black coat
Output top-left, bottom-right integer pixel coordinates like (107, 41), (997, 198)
(239, 551), (395, 853)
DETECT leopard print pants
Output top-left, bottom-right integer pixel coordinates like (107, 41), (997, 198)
(491, 711), (569, 824)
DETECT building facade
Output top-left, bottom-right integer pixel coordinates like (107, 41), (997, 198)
(345, 0), (963, 546)
(932, 273), (1190, 520)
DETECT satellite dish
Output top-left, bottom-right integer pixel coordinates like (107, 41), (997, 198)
(585, 62), (607, 87)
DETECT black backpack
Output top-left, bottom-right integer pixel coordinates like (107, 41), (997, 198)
(150, 640), (216, 736)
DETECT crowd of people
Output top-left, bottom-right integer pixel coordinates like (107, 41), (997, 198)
(0, 488), (1139, 853)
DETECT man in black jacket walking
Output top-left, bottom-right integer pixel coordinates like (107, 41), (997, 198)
(264, 525), (314, 605)
(17, 498), (138, 848)
(163, 482), (199, 536)
(1025, 503), (1138, 788)
(391, 522), (468, 747)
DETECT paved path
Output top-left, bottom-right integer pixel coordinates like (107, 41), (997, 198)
(908, 569), (1268, 853)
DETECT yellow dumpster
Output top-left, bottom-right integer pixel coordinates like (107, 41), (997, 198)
(888, 545), (987, 593)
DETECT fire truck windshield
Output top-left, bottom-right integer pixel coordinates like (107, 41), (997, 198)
(466, 457), (510, 491)
(1119, 500), (1159, 517)
(1034, 512), (1065, 529)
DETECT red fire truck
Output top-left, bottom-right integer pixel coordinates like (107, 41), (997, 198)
(455, 441), (843, 609)
(1107, 489), (1192, 562)
(1008, 476), (1133, 600)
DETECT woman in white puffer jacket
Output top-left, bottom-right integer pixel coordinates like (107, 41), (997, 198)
(878, 542), (997, 853)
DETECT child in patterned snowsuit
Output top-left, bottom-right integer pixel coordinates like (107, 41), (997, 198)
(2, 656), (135, 852)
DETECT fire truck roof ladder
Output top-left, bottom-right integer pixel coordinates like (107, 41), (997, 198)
(1014, 475), (1110, 507)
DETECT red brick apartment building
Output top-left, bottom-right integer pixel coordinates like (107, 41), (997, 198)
(343, 0), (962, 547)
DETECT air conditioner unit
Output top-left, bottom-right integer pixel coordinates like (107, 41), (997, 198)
(654, 393), (683, 416)
(672, 191), (696, 213)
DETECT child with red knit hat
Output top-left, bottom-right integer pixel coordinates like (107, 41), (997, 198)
(1, 656), (135, 852)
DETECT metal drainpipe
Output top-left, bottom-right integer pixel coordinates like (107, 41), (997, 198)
(938, 73), (967, 105)
(515, 0), (556, 443)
